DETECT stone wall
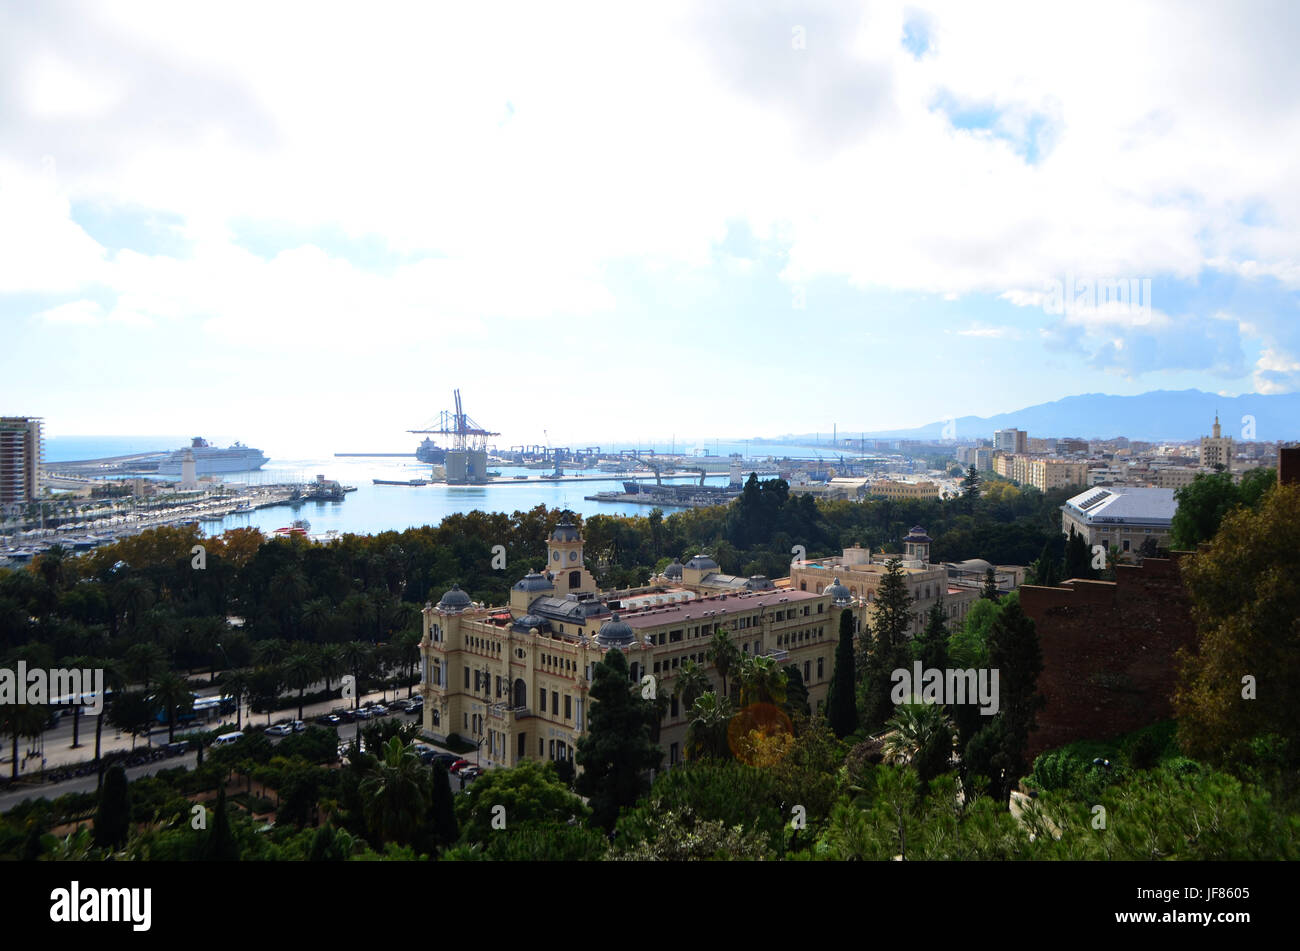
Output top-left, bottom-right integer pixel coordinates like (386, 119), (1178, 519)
(1018, 555), (1198, 758)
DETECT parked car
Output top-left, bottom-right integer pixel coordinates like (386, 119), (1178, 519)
(352, 708), (373, 720)
(291, 720), (306, 733)
(421, 751), (460, 768)
(447, 759), (473, 774)
(265, 723), (294, 737)
(459, 766), (483, 781)
(367, 704), (388, 717)
(316, 714), (343, 727)
(332, 709), (355, 723)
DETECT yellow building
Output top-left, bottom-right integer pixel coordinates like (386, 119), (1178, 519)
(788, 530), (978, 636)
(867, 478), (941, 500)
(418, 513), (865, 769)
(1199, 415), (1233, 470)
(993, 453), (1088, 491)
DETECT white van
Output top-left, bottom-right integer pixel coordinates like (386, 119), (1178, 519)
(213, 732), (243, 747)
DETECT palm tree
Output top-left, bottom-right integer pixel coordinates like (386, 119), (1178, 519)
(341, 641), (372, 709)
(301, 597), (332, 641)
(393, 628), (421, 698)
(152, 672), (194, 743)
(706, 628), (741, 702)
(316, 643), (346, 693)
(1, 704), (49, 781)
(114, 576), (154, 634)
(122, 642), (166, 690)
(223, 669), (250, 730)
(282, 651), (320, 721)
(253, 638), (289, 668)
(685, 692), (733, 761)
(94, 660), (125, 788)
(673, 659), (712, 711)
(738, 654), (788, 708)
(880, 702), (952, 767)
(358, 736), (430, 845)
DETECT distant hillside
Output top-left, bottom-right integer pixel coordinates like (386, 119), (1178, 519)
(776, 390), (1300, 443)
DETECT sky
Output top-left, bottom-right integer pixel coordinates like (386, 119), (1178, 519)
(2, 0), (1299, 456)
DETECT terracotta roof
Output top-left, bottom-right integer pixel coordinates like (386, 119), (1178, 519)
(621, 588), (820, 629)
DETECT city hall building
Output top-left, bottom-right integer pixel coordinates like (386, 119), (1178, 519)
(417, 514), (866, 768)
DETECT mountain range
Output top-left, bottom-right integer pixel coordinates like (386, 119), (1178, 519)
(776, 389), (1300, 444)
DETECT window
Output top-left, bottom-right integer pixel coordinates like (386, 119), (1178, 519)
(539, 738), (544, 756)
(800, 582), (807, 591)
(818, 604), (824, 613)
(670, 742), (680, 765)
(670, 629), (683, 643)
(804, 660), (811, 682)
(464, 666), (470, 689)
(539, 687), (546, 711)
(671, 695), (679, 717)
(464, 713), (469, 729)
(653, 662), (661, 674)
(552, 690), (559, 714)
(519, 733), (527, 758)
(564, 695), (572, 719)
(817, 656), (824, 680)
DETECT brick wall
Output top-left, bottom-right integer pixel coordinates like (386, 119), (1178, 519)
(1018, 554), (1198, 758)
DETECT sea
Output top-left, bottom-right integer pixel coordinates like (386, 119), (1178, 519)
(44, 436), (866, 538)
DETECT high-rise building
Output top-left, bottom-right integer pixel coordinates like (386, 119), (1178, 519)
(994, 428), (1028, 454)
(0, 417), (43, 507)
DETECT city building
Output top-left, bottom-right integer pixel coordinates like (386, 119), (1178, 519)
(788, 531), (979, 636)
(1199, 414), (1233, 470)
(866, 478), (941, 500)
(0, 416), (43, 508)
(994, 428), (1028, 454)
(993, 453), (1089, 491)
(973, 447), (994, 472)
(418, 513), (867, 769)
(1060, 486), (1177, 555)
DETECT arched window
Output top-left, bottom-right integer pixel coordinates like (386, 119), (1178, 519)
(569, 570), (581, 589)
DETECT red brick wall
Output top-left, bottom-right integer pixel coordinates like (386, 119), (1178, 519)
(1018, 555), (1197, 758)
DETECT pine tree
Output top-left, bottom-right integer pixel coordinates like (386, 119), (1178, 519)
(962, 465), (981, 501)
(826, 609), (859, 738)
(93, 764), (130, 850)
(1063, 525), (1092, 580)
(981, 567), (1000, 601)
(203, 785), (239, 861)
(983, 598), (1045, 803)
(914, 600), (950, 672)
(429, 762), (459, 849)
(575, 649), (663, 832)
(860, 559), (915, 732)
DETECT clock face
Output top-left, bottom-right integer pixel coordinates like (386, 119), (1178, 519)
(569, 551), (577, 562)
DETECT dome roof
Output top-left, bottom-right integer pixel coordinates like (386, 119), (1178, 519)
(744, 575), (774, 591)
(511, 613), (550, 634)
(595, 612), (636, 648)
(663, 559), (683, 579)
(512, 570), (555, 593)
(684, 552), (718, 571)
(905, 525), (932, 543)
(824, 577), (851, 604)
(437, 584), (472, 611)
(551, 513), (581, 542)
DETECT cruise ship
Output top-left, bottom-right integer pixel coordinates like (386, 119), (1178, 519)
(156, 437), (269, 475)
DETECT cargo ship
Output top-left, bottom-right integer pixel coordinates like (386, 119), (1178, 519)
(416, 438), (447, 463)
(156, 437), (269, 475)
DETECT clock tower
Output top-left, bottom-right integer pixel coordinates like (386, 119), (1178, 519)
(548, 511), (597, 596)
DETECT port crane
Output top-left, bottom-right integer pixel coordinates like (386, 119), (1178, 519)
(409, 389), (499, 451)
